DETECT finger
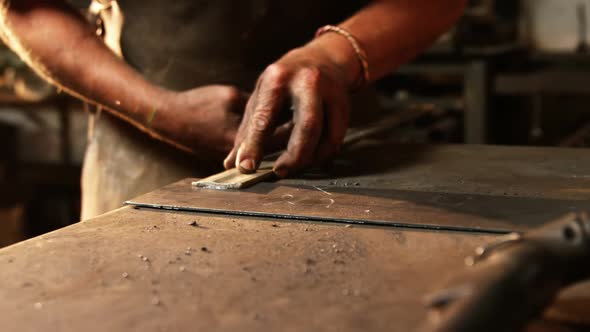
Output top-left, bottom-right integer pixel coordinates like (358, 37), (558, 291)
(265, 121), (293, 154)
(223, 147), (238, 169)
(226, 120), (292, 169)
(315, 91), (350, 164)
(235, 65), (289, 173)
(224, 89), (258, 169)
(273, 73), (324, 178)
(226, 107), (294, 169)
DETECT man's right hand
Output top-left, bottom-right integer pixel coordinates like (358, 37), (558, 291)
(154, 85), (249, 159)
(0, 2), (252, 161)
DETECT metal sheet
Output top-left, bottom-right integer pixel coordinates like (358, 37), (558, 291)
(127, 179), (590, 233)
(128, 144), (590, 233)
(278, 143), (590, 201)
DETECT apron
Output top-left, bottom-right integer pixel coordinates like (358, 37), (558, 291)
(81, 0), (374, 220)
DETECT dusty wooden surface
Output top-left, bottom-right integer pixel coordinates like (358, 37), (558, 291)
(0, 207), (496, 332)
(0, 144), (589, 331)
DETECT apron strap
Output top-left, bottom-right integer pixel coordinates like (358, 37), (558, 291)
(85, 1), (124, 123)
(88, 0), (124, 58)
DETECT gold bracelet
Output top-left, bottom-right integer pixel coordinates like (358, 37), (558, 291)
(315, 25), (370, 91)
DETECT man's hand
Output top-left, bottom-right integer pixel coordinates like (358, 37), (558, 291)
(0, 1), (251, 161)
(223, 46), (352, 178)
(155, 85), (248, 159)
(223, 0), (467, 177)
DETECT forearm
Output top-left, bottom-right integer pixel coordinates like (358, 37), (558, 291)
(0, 0), (176, 144)
(306, 0), (466, 88)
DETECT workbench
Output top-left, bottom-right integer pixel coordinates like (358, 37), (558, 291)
(1, 143), (589, 332)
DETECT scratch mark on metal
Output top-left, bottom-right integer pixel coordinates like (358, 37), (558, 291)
(313, 186), (333, 196)
(264, 194), (296, 206)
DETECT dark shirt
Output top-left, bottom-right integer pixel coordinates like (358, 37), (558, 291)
(117, 1), (366, 91)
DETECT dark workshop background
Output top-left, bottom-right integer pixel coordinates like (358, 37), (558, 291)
(1, 0), (589, 247)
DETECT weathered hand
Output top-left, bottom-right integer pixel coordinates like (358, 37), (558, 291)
(223, 46), (352, 177)
(154, 85), (248, 159)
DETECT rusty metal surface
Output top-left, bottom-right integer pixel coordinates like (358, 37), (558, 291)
(128, 144), (590, 233)
(0, 207), (498, 332)
(0, 207), (587, 332)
